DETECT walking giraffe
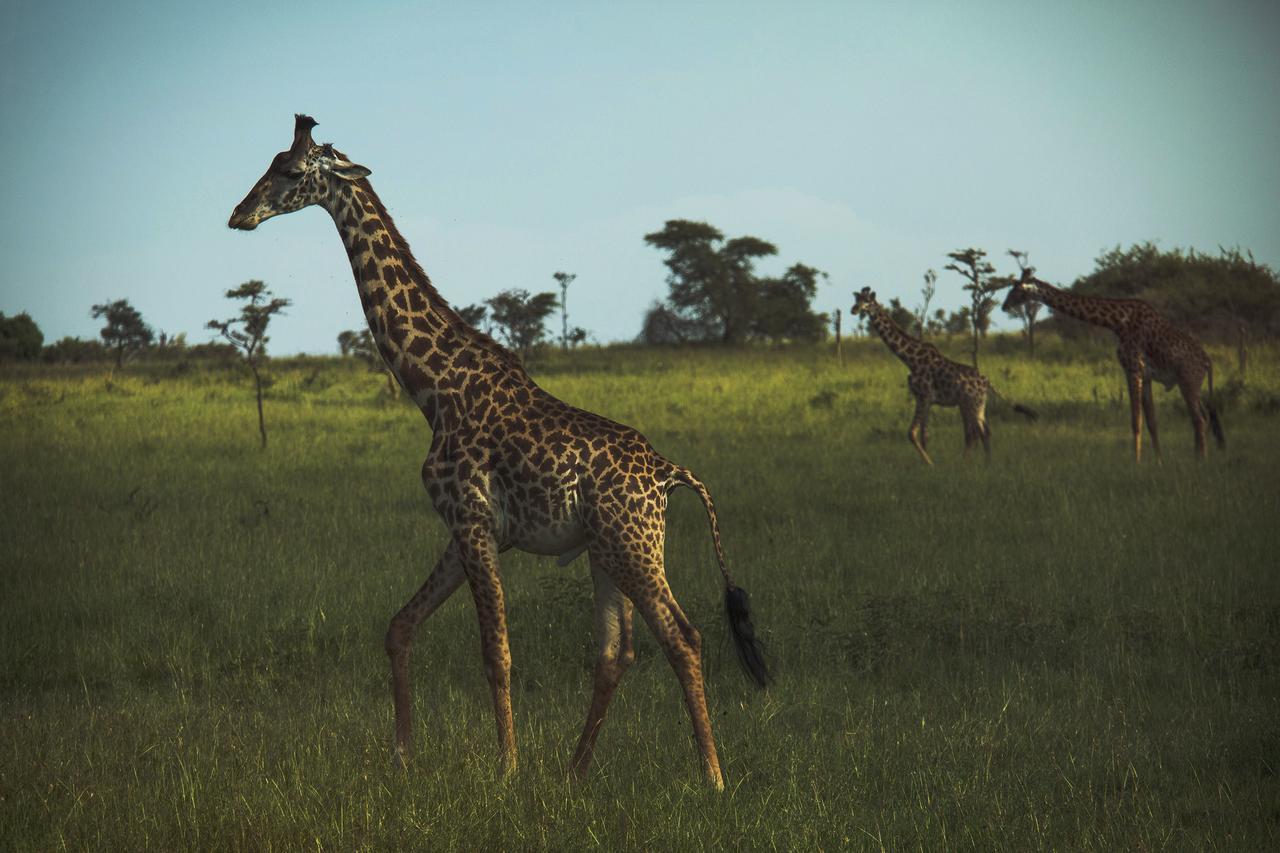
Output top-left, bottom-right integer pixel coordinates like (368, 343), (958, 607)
(228, 115), (768, 789)
(1002, 268), (1224, 462)
(851, 287), (1037, 465)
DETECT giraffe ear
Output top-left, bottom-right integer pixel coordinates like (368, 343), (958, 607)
(321, 155), (372, 181)
(330, 161), (372, 181)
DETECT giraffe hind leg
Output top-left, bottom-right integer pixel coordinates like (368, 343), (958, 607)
(1179, 378), (1209, 458)
(591, 510), (725, 790)
(1142, 378), (1161, 459)
(569, 559), (635, 780)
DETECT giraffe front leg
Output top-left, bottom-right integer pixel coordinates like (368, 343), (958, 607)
(1121, 354), (1145, 463)
(456, 527), (518, 778)
(908, 398), (934, 466)
(569, 559), (635, 780)
(385, 541), (467, 768)
(1141, 377), (1162, 460)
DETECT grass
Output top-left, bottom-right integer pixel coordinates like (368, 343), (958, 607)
(2, 338), (1278, 850)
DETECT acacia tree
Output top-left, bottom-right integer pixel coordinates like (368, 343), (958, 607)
(553, 271), (577, 350)
(91, 299), (154, 367)
(1003, 249), (1043, 355)
(207, 281), (291, 448)
(643, 220), (778, 344)
(338, 328), (397, 397)
(944, 248), (998, 367)
(485, 289), (558, 363)
(753, 263), (829, 342)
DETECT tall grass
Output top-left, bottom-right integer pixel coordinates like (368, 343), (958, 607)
(2, 339), (1277, 850)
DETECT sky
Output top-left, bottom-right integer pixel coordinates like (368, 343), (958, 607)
(2, 0), (1278, 354)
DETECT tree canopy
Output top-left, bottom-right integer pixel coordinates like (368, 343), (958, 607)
(642, 219), (826, 345)
(1060, 242), (1280, 340)
(0, 311), (43, 361)
(485, 289), (558, 363)
(91, 299), (153, 367)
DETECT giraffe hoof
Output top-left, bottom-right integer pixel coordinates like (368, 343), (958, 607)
(391, 745), (409, 771)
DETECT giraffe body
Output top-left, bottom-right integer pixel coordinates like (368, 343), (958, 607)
(852, 288), (1034, 465)
(1003, 272), (1223, 461)
(228, 115), (768, 790)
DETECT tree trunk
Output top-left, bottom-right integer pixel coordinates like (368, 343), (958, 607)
(833, 310), (843, 365)
(252, 363), (267, 448)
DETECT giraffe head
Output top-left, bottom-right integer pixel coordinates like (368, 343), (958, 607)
(228, 114), (371, 231)
(850, 286), (881, 318)
(1001, 266), (1047, 313)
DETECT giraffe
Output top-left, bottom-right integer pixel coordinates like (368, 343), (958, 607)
(228, 115), (769, 790)
(851, 287), (1037, 465)
(1002, 268), (1224, 462)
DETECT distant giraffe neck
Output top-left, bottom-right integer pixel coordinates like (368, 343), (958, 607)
(1031, 280), (1127, 332)
(867, 306), (928, 368)
(321, 181), (524, 429)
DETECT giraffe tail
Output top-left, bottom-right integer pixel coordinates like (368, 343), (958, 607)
(991, 387), (1039, 422)
(669, 465), (771, 689)
(1012, 403), (1039, 423)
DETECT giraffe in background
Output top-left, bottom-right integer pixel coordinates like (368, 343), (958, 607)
(228, 115), (769, 790)
(852, 287), (1037, 465)
(1003, 268), (1224, 462)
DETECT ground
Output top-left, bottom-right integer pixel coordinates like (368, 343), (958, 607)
(2, 337), (1277, 850)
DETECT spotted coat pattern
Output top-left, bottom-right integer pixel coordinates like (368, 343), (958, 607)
(228, 115), (756, 789)
(1003, 272), (1222, 461)
(852, 287), (996, 465)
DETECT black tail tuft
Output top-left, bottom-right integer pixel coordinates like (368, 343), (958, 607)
(1012, 403), (1039, 423)
(1207, 403), (1226, 449)
(725, 585), (771, 689)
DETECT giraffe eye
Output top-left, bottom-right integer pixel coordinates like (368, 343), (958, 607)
(284, 168), (304, 180)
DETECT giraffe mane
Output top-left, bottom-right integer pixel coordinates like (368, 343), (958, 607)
(350, 175), (530, 377)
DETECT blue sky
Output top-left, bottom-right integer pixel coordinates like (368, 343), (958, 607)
(2, 1), (1277, 353)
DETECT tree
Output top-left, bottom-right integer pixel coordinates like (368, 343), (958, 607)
(1002, 249), (1042, 355)
(753, 263), (829, 343)
(42, 336), (106, 363)
(91, 299), (154, 367)
(643, 219), (824, 345)
(885, 297), (917, 333)
(944, 248), (998, 367)
(207, 281), (291, 448)
(553, 271), (577, 351)
(338, 328), (397, 397)
(643, 220), (778, 344)
(0, 311), (43, 361)
(1064, 242), (1280, 342)
(943, 306), (972, 337)
(485, 289), (558, 363)
(915, 269), (937, 339)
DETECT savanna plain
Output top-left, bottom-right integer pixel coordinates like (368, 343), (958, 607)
(2, 338), (1278, 851)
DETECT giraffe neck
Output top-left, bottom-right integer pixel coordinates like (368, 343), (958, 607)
(866, 306), (928, 368)
(1030, 280), (1127, 332)
(320, 181), (527, 430)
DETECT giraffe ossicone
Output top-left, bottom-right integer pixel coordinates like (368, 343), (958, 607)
(228, 114), (769, 790)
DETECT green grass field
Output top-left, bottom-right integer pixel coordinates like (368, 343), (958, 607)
(3, 338), (1278, 850)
